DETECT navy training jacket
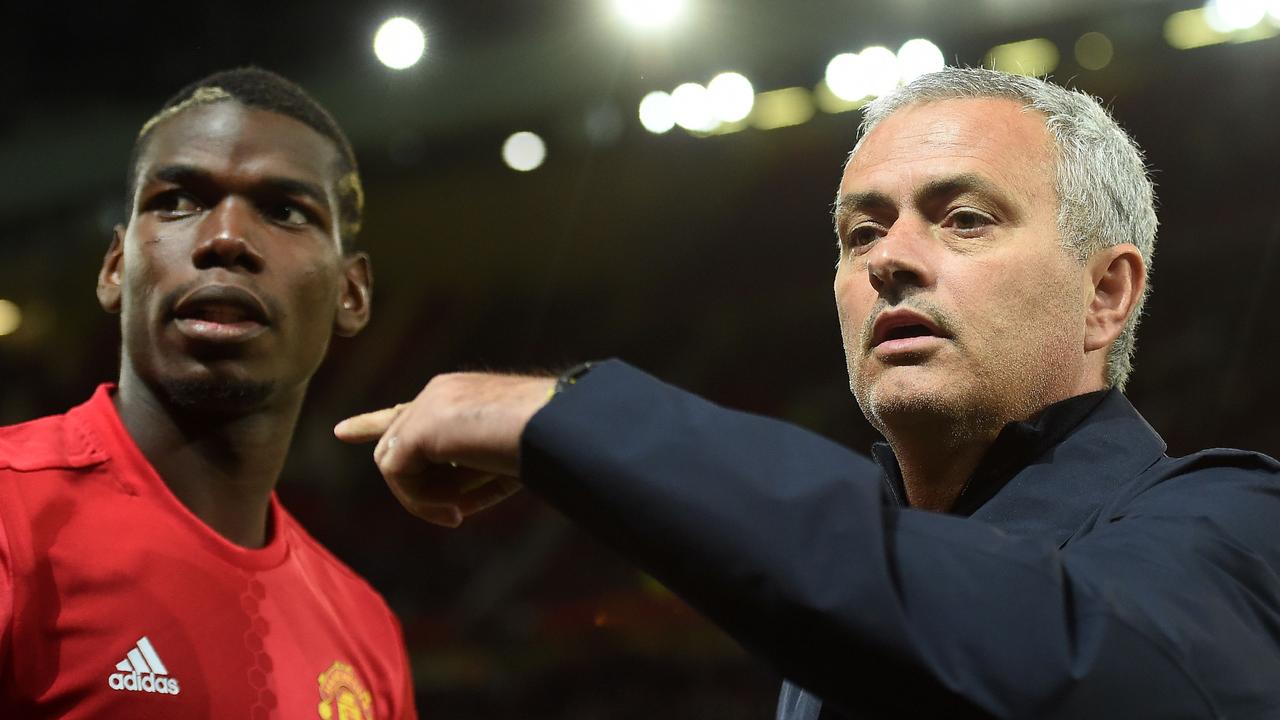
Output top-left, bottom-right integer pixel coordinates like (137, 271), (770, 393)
(521, 360), (1280, 718)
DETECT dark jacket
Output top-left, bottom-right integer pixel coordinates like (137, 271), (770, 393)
(521, 360), (1280, 718)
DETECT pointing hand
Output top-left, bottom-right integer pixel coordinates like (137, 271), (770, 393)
(334, 373), (555, 527)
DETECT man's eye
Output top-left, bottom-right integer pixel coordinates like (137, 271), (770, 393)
(152, 192), (203, 218)
(948, 210), (992, 231)
(844, 225), (881, 249)
(267, 203), (311, 226)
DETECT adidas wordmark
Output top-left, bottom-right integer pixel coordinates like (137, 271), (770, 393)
(107, 636), (181, 695)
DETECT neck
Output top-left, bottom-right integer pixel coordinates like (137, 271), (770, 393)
(114, 365), (304, 548)
(885, 420), (999, 512)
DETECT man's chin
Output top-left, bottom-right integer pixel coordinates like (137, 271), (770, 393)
(855, 369), (966, 428)
(158, 376), (277, 416)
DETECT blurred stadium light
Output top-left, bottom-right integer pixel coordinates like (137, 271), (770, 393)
(859, 46), (902, 97)
(502, 131), (547, 171)
(672, 83), (717, 132)
(638, 91), (677, 134)
(1074, 32), (1114, 70)
(985, 38), (1060, 75)
(750, 87), (815, 130)
(896, 39), (945, 84)
(707, 73), (755, 123)
(825, 52), (872, 103)
(0, 300), (20, 337)
(1165, 5), (1280, 47)
(612, 0), (686, 30)
(1205, 0), (1268, 31)
(373, 17), (427, 70)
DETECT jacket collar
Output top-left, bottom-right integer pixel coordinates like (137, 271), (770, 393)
(872, 389), (1167, 546)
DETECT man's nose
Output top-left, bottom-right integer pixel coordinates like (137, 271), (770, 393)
(191, 197), (264, 272)
(866, 219), (935, 295)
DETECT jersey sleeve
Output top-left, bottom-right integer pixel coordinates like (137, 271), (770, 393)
(0, 506), (12, 677)
(388, 609), (418, 720)
(520, 360), (1280, 718)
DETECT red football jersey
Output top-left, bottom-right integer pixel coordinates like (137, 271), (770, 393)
(0, 385), (418, 719)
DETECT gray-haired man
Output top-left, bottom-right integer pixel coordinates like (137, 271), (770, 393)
(339, 68), (1280, 718)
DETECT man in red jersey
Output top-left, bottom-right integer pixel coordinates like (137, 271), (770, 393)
(0, 68), (417, 718)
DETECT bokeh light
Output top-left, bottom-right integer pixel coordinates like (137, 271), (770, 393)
(638, 91), (676, 133)
(671, 82), (716, 132)
(896, 39), (945, 84)
(613, 0), (686, 29)
(1204, 0), (1267, 31)
(373, 17), (426, 69)
(1074, 32), (1114, 70)
(707, 72), (755, 123)
(825, 53), (871, 102)
(502, 132), (547, 172)
(0, 299), (21, 337)
(750, 87), (815, 130)
(986, 38), (1060, 76)
(859, 46), (901, 97)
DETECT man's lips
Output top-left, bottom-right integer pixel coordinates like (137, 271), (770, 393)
(869, 308), (949, 349)
(170, 284), (271, 344)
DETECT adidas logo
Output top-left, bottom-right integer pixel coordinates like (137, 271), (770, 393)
(107, 636), (181, 695)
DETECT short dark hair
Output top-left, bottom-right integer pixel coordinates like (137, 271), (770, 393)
(125, 66), (363, 250)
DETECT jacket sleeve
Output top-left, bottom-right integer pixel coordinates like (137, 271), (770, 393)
(520, 360), (1279, 718)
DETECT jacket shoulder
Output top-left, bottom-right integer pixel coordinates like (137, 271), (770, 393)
(1158, 447), (1280, 478)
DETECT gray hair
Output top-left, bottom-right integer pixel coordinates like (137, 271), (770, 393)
(850, 67), (1157, 390)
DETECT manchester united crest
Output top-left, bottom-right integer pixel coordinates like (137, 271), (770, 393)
(317, 661), (374, 720)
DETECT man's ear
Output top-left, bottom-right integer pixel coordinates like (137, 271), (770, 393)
(97, 226), (125, 314)
(1084, 243), (1145, 353)
(335, 252), (372, 338)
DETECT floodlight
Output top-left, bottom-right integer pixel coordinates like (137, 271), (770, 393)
(0, 299), (21, 337)
(825, 53), (870, 102)
(707, 72), (755, 123)
(639, 91), (676, 134)
(502, 132), (546, 172)
(671, 82), (716, 131)
(613, 0), (685, 30)
(1074, 32), (1114, 70)
(859, 46), (900, 97)
(1204, 0), (1267, 31)
(374, 17), (426, 69)
(896, 39), (944, 83)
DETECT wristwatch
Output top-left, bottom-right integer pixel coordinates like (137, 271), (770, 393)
(552, 361), (595, 397)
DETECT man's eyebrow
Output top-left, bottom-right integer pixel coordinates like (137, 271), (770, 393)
(147, 164), (330, 210)
(833, 190), (895, 221)
(921, 174), (1008, 204)
(149, 163), (211, 188)
(834, 173), (1017, 222)
(913, 173), (1011, 209)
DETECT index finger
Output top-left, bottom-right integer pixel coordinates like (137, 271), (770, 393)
(334, 405), (402, 443)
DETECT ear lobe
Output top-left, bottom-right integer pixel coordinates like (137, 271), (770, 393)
(1084, 243), (1145, 353)
(97, 226), (125, 314)
(334, 252), (372, 338)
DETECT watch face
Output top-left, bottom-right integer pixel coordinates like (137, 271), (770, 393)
(555, 361), (595, 395)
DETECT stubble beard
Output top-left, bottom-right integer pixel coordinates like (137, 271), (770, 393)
(158, 376), (277, 416)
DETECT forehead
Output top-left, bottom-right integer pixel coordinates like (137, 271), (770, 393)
(841, 97), (1055, 200)
(137, 101), (340, 189)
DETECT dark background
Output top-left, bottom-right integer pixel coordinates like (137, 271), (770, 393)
(3, 1), (1279, 716)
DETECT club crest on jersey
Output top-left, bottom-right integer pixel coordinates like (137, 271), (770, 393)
(317, 660), (373, 720)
